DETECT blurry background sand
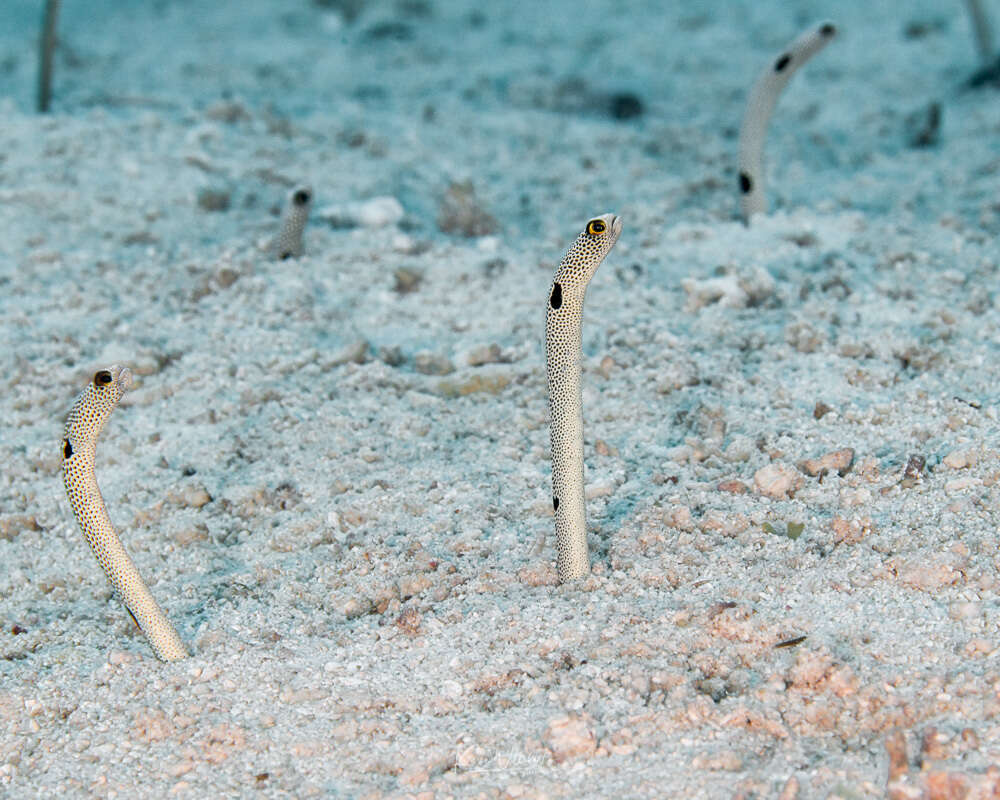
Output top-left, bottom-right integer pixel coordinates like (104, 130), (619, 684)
(1, 1), (999, 797)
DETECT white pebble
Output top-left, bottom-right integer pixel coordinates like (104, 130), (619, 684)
(319, 196), (404, 228)
(943, 449), (978, 469)
(753, 462), (803, 499)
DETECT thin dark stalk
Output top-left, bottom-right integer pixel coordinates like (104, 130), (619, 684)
(37, 0), (61, 112)
(965, 0), (995, 65)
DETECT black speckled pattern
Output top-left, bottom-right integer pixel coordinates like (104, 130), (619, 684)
(545, 213), (622, 582)
(62, 365), (187, 661)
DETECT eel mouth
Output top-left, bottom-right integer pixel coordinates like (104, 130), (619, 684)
(609, 214), (623, 242)
(107, 364), (134, 392)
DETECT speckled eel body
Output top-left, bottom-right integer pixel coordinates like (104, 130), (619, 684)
(62, 365), (188, 661)
(272, 184), (312, 260)
(546, 214), (622, 582)
(738, 22), (836, 222)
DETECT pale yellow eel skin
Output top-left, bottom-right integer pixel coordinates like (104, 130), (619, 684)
(62, 365), (187, 661)
(545, 213), (622, 582)
(738, 22), (836, 222)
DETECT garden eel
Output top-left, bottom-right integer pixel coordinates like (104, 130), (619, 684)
(272, 184), (312, 260)
(964, 0), (995, 66)
(546, 213), (622, 582)
(738, 22), (836, 222)
(62, 365), (188, 661)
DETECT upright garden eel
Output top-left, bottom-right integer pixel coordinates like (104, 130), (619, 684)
(272, 184), (312, 260)
(62, 365), (187, 661)
(545, 213), (623, 582)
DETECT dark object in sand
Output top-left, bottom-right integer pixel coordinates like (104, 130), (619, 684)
(608, 92), (644, 120)
(37, 0), (61, 112)
(967, 54), (1000, 88)
(907, 101), (942, 148)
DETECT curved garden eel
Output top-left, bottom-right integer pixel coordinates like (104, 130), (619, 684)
(546, 213), (623, 582)
(62, 365), (188, 661)
(964, 0), (994, 66)
(272, 184), (312, 260)
(738, 22), (836, 222)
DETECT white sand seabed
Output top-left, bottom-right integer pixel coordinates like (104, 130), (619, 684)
(1, 0), (999, 797)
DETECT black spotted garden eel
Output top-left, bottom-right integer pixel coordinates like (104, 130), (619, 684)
(737, 22), (836, 222)
(546, 213), (622, 582)
(62, 365), (187, 661)
(272, 184), (312, 260)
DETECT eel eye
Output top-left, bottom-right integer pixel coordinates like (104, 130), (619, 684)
(94, 370), (113, 387)
(292, 189), (311, 206)
(587, 219), (606, 236)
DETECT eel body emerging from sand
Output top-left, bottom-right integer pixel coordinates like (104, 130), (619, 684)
(62, 365), (187, 661)
(738, 22), (836, 222)
(545, 213), (622, 582)
(272, 185), (312, 260)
